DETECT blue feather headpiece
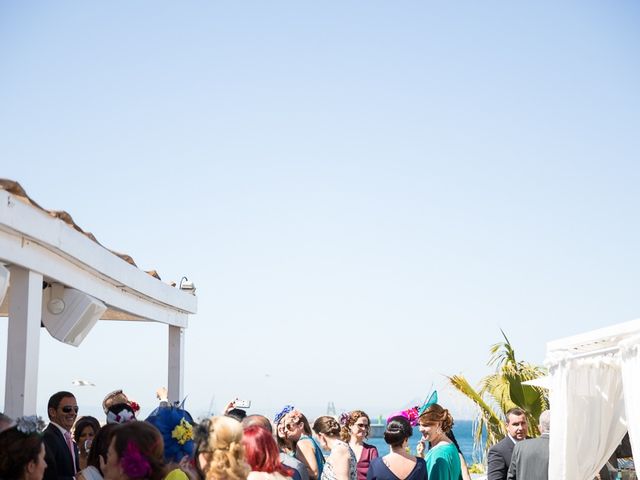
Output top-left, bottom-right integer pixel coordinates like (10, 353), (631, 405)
(274, 404), (295, 425)
(145, 405), (195, 463)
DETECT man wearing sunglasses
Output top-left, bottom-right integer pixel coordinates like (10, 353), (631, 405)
(43, 391), (80, 480)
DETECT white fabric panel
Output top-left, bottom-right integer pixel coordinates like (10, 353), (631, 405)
(620, 334), (640, 466)
(548, 354), (627, 479)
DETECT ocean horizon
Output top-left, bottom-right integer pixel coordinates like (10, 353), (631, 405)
(365, 419), (481, 465)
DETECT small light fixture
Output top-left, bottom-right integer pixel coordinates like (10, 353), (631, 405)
(179, 276), (196, 294)
(47, 283), (66, 314)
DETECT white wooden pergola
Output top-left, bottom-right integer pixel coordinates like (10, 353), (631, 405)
(0, 181), (197, 418)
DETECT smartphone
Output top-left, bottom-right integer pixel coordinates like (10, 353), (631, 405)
(234, 399), (251, 409)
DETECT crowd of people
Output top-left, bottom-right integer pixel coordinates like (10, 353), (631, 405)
(0, 389), (554, 480)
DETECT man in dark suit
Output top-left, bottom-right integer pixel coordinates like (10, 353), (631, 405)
(487, 407), (528, 480)
(507, 410), (550, 480)
(43, 391), (80, 480)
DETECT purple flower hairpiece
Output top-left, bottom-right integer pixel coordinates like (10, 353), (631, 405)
(274, 404), (295, 425)
(338, 412), (350, 427)
(120, 440), (152, 479)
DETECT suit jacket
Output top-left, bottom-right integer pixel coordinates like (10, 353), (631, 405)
(43, 423), (79, 480)
(506, 434), (549, 480)
(487, 436), (516, 480)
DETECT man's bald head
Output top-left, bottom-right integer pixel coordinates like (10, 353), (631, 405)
(242, 414), (273, 433)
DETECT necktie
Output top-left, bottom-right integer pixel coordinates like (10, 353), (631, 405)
(63, 430), (76, 473)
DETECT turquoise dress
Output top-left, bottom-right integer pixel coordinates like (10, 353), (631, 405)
(425, 443), (462, 480)
(299, 435), (325, 478)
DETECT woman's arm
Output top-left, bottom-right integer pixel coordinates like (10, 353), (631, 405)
(296, 439), (319, 480)
(458, 453), (471, 480)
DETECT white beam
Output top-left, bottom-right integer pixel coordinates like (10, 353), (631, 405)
(168, 325), (185, 404)
(0, 190), (197, 315)
(0, 232), (189, 327)
(4, 267), (42, 417)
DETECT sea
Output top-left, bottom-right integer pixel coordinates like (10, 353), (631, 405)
(365, 420), (479, 465)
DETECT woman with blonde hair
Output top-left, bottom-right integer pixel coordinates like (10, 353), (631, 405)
(312, 416), (356, 480)
(339, 411), (378, 480)
(194, 416), (250, 480)
(417, 404), (461, 480)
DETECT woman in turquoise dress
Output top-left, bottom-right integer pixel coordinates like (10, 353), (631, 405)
(281, 409), (325, 480)
(418, 404), (462, 480)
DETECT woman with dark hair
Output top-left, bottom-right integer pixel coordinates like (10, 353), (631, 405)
(312, 416), (356, 480)
(77, 424), (117, 480)
(242, 426), (294, 480)
(366, 417), (426, 480)
(339, 411), (378, 480)
(281, 410), (324, 480)
(103, 422), (166, 480)
(418, 404), (461, 480)
(74, 416), (101, 470)
(0, 416), (47, 480)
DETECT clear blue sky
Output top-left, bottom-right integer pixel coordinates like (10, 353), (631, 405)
(1, 1), (639, 421)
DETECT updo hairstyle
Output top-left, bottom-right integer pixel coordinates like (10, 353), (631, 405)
(312, 416), (341, 438)
(418, 404), (453, 432)
(339, 410), (370, 442)
(384, 416), (413, 447)
(197, 416), (251, 480)
(111, 421), (166, 480)
(0, 426), (44, 479)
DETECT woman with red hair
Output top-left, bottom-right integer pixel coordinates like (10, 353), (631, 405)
(242, 426), (294, 480)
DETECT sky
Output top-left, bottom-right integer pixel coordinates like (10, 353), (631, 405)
(1, 1), (640, 423)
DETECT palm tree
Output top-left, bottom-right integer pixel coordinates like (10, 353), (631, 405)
(448, 330), (549, 459)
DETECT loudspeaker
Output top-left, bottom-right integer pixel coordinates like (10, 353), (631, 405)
(0, 264), (8, 306)
(42, 284), (106, 346)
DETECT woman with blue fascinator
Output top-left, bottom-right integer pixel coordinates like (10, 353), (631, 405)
(274, 406), (324, 480)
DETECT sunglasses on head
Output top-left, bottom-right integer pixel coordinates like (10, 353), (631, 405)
(61, 406), (79, 413)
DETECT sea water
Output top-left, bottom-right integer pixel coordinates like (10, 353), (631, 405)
(365, 420), (478, 465)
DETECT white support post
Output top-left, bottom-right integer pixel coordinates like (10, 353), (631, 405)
(168, 325), (184, 404)
(5, 267), (43, 418)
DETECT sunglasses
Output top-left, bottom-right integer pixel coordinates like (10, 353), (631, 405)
(284, 421), (300, 432)
(61, 406), (79, 414)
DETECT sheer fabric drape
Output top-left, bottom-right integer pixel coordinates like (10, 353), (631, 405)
(548, 354), (627, 479)
(620, 335), (640, 467)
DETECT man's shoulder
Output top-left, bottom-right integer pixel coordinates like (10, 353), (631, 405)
(43, 424), (63, 444)
(489, 436), (512, 453)
(518, 435), (549, 450)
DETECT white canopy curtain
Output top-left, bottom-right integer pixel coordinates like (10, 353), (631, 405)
(620, 334), (640, 470)
(547, 353), (627, 479)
